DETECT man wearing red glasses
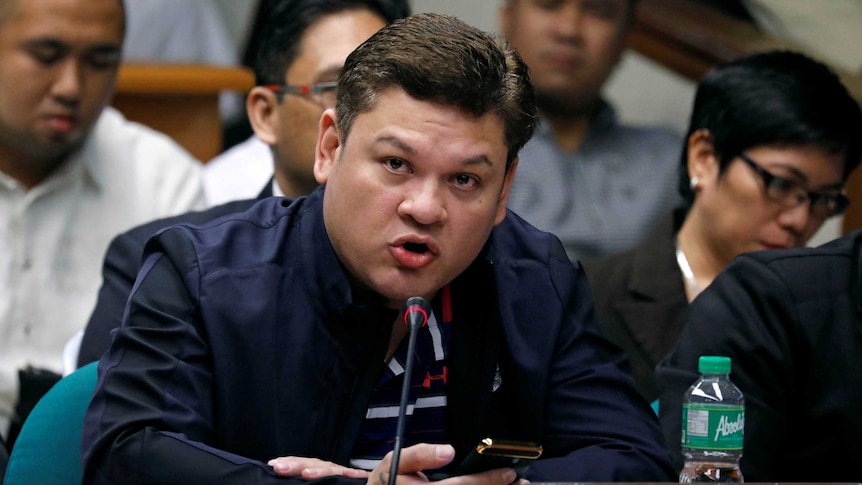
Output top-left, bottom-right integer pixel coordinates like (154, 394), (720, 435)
(203, 0), (407, 207)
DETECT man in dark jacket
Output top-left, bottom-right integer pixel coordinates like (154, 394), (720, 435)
(82, 13), (674, 484)
(658, 230), (862, 481)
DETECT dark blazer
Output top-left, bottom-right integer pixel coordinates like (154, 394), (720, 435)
(82, 188), (675, 484)
(657, 230), (862, 481)
(77, 184), (274, 367)
(582, 210), (688, 402)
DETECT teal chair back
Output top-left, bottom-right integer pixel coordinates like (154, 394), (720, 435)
(4, 362), (98, 485)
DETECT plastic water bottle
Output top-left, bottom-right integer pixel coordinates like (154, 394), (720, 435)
(679, 356), (744, 483)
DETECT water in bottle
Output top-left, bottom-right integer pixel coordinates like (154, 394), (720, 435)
(679, 356), (744, 483)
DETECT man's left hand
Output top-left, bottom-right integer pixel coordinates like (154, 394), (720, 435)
(268, 456), (371, 479)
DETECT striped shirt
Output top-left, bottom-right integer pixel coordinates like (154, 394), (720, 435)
(349, 286), (453, 471)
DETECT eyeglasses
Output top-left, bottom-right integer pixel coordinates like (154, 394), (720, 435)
(263, 81), (338, 109)
(738, 152), (849, 219)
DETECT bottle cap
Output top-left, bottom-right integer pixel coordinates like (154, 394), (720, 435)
(698, 355), (731, 374)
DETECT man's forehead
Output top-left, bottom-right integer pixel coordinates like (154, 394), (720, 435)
(0, 0), (124, 36)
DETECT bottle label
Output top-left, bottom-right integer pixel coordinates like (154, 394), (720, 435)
(682, 404), (744, 450)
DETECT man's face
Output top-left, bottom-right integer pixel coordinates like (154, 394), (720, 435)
(272, 9), (387, 195)
(314, 88), (517, 307)
(500, 0), (630, 111)
(0, 0), (123, 162)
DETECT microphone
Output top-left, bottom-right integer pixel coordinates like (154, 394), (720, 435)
(388, 296), (430, 485)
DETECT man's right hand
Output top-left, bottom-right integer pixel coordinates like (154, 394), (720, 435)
(370, 444), (525, 485)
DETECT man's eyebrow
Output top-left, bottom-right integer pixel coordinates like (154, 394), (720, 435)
(375, 136), (415, 155)
(22, 38), (66, 50)
(374, 136), (494, 167)
(22, 38), (121, 54)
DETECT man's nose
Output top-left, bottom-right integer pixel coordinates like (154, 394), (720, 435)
(51, 58), (83, 105)
(399, 180), (447, 226)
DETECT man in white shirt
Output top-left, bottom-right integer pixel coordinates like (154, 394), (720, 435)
(0, 0), (204, 442)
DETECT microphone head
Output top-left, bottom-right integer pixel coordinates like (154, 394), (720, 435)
(403, 296), (430, 329)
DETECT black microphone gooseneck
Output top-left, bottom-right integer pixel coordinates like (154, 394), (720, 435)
(388, 296), (430, 485)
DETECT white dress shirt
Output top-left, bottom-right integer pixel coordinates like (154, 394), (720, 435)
(0, 107), (204, 433)
(202, 135), (273, 207)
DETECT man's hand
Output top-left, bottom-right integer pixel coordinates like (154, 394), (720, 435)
(268, 456), (370, 480)
(371, 444), (525, 485)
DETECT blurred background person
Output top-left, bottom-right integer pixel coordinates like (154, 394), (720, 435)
(584, 50), (862, 403)
(0, 0), (203, 447)
(500, 0), (682, 262)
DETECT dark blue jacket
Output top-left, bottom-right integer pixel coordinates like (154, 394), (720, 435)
(77, 184), (273, 367)
(82, 187), (674, 484)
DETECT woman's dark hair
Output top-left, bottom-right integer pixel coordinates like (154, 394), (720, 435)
(679, 50), (862, 207)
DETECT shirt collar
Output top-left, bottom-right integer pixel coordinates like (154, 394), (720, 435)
(272, 178), (284, 197)
(534, 99), (617, 148)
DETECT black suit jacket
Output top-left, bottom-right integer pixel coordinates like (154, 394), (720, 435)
(582, 210), (688, 402)
(77, 184), (275, 367)
(657, 230), (862, 481)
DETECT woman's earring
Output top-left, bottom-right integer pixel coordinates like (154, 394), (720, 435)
(689, 177), (699, 190)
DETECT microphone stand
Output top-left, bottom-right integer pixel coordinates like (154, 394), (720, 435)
(388, 297), (429, 485)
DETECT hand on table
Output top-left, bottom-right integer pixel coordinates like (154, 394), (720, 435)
(268, 444), (526, 485)
(268, 456), (370, 480)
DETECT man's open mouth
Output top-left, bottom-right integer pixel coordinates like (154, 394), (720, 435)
(403, 242), (429, 254)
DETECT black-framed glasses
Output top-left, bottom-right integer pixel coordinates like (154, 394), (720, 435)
(738, 152), (849, 218)
(263, 81), (338, 109)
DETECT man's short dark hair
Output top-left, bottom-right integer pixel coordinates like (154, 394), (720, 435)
(253, 0), (410, 85)
(336, 13), (537, 170)
(679, 50), (862, 205)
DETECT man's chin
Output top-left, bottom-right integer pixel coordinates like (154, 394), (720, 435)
(535, 91), (595, 117)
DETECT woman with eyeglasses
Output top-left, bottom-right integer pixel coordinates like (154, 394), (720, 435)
(583, 50), (862, 404)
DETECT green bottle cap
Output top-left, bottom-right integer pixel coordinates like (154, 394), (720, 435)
(698, 355), (731, 374)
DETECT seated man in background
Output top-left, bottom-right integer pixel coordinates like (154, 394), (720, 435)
(0, 0), (203, 445)
(76, 0), (410, 367)
(82, 13), (674, 484)
(500, 0), (682, 262)
(657, 229), (862, 481)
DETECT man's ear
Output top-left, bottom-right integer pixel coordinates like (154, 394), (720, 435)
(314, 109), (340, 184)
(495, 157), (519, 225)
(247, 87), (280, 146)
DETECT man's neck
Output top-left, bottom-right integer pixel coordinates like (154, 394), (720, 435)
(274, 172), (319, 199)
(0, 146), (64, 190)
(538, 97), (602, 153)
(543, 114), (593, 153)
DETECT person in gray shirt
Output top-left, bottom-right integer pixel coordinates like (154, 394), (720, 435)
(500, 0), (682, 261)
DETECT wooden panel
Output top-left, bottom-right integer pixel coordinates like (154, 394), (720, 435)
(110, 63), (255, 162)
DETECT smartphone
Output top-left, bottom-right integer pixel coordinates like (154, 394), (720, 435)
(455, 438), (543, 476)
